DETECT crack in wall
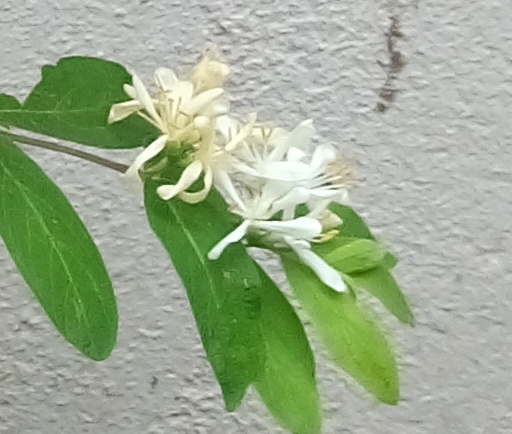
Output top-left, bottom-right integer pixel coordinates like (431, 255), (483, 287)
(376, 16), (406, 112)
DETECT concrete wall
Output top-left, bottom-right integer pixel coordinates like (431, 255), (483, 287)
(1, 0), (511, 432)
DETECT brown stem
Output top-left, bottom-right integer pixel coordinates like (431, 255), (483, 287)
(0, 130), (129, 173)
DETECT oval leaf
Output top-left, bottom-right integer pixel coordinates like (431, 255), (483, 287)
(254, 267), (321, 434)
(0, 137), (117, 360)
(351, 266), (414, 326)
(144, 181), (264, 411)
(282, 255), (399, 405)
(0, 57), (158, 149)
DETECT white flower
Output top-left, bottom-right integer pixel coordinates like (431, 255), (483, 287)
(203, 115), (354, 292)
(218, 116), (351, 218)
(108, 54), (230, 187)
(207, 181), (347, 292)
(156, 116), (237, 203)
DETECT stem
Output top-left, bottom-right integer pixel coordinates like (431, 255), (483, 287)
(0, 130), (129, 173)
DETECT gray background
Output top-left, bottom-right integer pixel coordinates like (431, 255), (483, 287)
(1, 0), (511, 433)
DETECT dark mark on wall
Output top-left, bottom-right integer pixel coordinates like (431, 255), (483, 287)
(150, 376), (159, 389)
(20, 319), (37, 329)
(376, 16), (406, 112)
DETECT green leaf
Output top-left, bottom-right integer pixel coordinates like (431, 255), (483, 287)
(0, 57), (158, 149)
(254, 267), (321, 434)
(318, 239), (386, 274)
(351, 266), (414, 326)
(329, 203), (374, 240)
(0, 95), (21, 128)
(282, 255), (399, 405)
(329, 203), (397, 269)
(144, 182), (264, 411)
(0, 137), (117, 360)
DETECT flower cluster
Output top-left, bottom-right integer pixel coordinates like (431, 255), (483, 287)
(109, 52), (353, 292)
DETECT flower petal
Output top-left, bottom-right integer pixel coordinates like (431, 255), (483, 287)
(306, 199), (333, 219)
(319, 210), (343, 230)
(167, 81), (194, 118)
(132, 74), (160, 122)
(217, 115), (240, 139)
(286, 237), (347, 292)
(225, 113), (257, 151)
(124, 135), (168, 184)
(252, 217), (322, 239)
(269, 119), (315, 161)
(266, 186), (310, 216)
(213, 170), (246, 210)
(182, 88), (224, 115)
(154, 68), (179, 91)
(191, 54), (230, 91)
(254, 161), (310, 181)
(178, 167), (213, 204)
(208, 220), (251, 260)
(202, 97), (230, 117)
(310, 144), (337, 172)
(156, 160), (203, 200)
(108, 100), (143, 123)
(287, 146), (307, 162)
(123, 84), (138, 99)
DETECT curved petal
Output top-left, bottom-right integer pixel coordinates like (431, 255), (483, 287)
(267, 187), (311, 216)
(310, 144), (337, 172)
(154, 68), (179, 91)
(183, 88), (224, 115)
(269, 119), (315, 161)
(178, 167), (213, 204)
(108, 100), (143, 124)
(124, 135), (168, 184)
(156, 160), (203, 200)
(132, 74), (160, 122)
(286, 237), (347, 293)
(208, 220), (251, 260)
(202, 97), (230, 117)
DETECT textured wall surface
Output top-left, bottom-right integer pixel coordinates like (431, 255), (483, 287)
(1, 0), (512, 433)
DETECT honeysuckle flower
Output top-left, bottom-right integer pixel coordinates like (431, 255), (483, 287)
(220, 117), (315, 169)
(202, 114), (355, 291)
(219, 116), (351, 219)
(156, 113), (254, 204)
(108, 54), (230, 186)
(156, 116), (221, 203)
(207, 182), (347, 292)
(209, 215), (347, 293)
